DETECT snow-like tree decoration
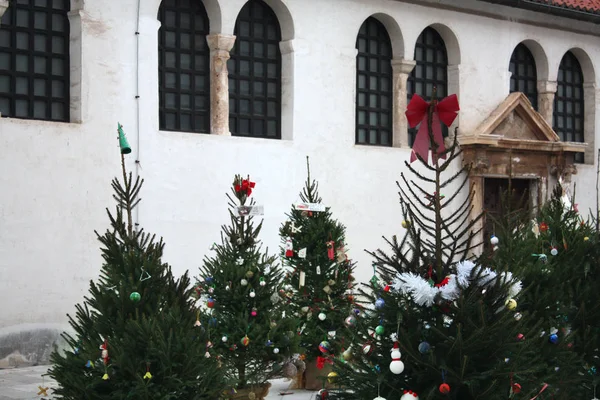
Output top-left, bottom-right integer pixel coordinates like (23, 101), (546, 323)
(392, 260), (522, 307)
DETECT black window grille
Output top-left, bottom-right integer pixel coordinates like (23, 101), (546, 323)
(0, 0), (70, 122)
(407, 27), (448, 146)
(228, 0), (281, 139)
(553, 51), (585, 163)
(509, 43), (538, 110)
(355, 17), (393, 146)
(158, 0), (210, 133)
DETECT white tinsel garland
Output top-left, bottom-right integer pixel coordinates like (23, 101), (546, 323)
(392, 260), (522, 307)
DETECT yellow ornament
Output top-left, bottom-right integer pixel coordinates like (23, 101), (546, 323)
(584, 237), (590, 241)
(327, 371), (338, 384)
(505, 298), (517, 311)
(102, 373), (109, 380)
(342, 347), (353, 361)
(143, 371), (152, 380)
(241, 335), (250, 346)
(401, 220), (411, 229)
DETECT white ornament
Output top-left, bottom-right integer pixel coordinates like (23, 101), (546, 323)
(389, 343), (405, 374)
(259, 280), (266, 287)
(318, 313), (326, 321)
(249, 290), (256, 298)
(400, 391), (419, 400)
(490, 235), (499, 245)
(273, 347), (280, 354)
(551, 247), (558, 256)
(327, 330), (336, 339)
(222, 336), (228, 342)
(373, 397), (387, 400)
(241, 279), (248, 286)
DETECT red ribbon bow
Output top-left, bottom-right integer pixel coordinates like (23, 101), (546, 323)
(405, 93), (460, 163)
(234, 179), (256, 196)
(316, 356), (333, 370)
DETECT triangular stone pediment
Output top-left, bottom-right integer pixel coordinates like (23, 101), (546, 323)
(475, 92), (559, 142)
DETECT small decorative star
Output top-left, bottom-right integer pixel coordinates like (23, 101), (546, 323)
(37, 386), (49, 396)
(290, 222), (302, 234)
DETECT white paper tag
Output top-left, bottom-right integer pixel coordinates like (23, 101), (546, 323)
(316, 266), (321, 275)
(294, 203), (326, 212)
(299, 271), (306, 287)
(298, 248), (307, 258)
(236, 205), (264, 216)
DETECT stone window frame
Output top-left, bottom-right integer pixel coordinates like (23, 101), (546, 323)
(355, 17), (394, 147)
(509, 43), (538, 111)
(157, 0), (211, 134)
(0, 0), (83, 123)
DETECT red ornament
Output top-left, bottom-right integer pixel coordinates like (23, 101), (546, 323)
(207, 298), (215, 308)
(539, 222), (549, 233)
(384, 284), (391, 292)
(403, 390), (418, 398)
(234, 179), (256, 196)
(406, 93), (459, 164)
(434, 276), (450, 288)
(439, 383), (451, 394)
(516, 333), (525, 341)
(512, 383), (522, 394)
(326, 241), (335, 260)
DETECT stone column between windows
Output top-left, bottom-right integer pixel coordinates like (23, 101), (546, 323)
(583, 82), (597, 163)
(0, 1), (7, 18)
(537, 80), (557, 126)
(207, 34), (236, 136)
(391, 59), (416, 148)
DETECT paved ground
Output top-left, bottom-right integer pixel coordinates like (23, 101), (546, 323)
(0, 366), (316, 399)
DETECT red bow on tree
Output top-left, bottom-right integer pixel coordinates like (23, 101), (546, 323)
(234, 179), (256, 196)
(405, 92), (460, 164)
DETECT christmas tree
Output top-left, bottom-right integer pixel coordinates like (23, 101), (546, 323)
(331, 90), (552, 400)
(196, 175), (300, 397)
(279, 157), (357, 388)
(48, 125), (225, 399)
(488, 179), (597, 398)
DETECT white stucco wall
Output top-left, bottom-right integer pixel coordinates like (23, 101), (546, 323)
(0, 0), (599, 359)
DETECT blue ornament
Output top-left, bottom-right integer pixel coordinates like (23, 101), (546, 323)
(589, 366), (597, 375)
(319, 340), (331, 354)
(265, 339), (273, 347)
(374, 364), (381, 372)
(375, 298), (385, 309)
(73, 347), (80, 355)
(418, 341), (431, 354)
(209, 317), (218, 327)
(205, 277), (214, 284)
(353, 308), (360, 315)
(549, 333), (559, 344)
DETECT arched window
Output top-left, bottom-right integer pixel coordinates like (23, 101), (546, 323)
(553, 51), (585, 162)
(0, 0), (70, 121)
(509, 44), (538, 110)
(407, 27), (448, 145)
(158, 0), (210, 133)
(228, 0), (281, 139)
(355, 17), (393, 146)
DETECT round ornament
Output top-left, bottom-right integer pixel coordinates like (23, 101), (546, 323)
(550, 247), (558, 256)
(490, 235), (499, 245)
(345, 315), (357, 327)
(514, 312), (523, 321)
(222, 335), (228, 343)
(373, 397), (387, 400)
(130, 292), (141, 302)
(241, 336), (250, 346)
(505, 298), (517, 310)
(207, 298), (215, 308)
(389, 342), (404, 374)
(241, 279), (248, 286)
(249, 290), (256, 298)
(362, 342), (374, 356)
(319, 341), (331, 354)
(246, 270), (254, 278)
(400, 390), (419, 400)
(439, 383), (450, 394)
(251, 308), (257, 317)
(316, 389), (329, 400)
(208, 287), (214, 294)
(375, 325), (385, 335)
(259, 278), (266, 287)
(549, 333), (559, 344)
(265, 339), (273, 347)
(401, 220), (411, 229)
(517, 333), (525, 341)
(327, 372), (338, 384)
(375, 298), (385, 309)
(418, 341), (430, 354)
(318, 312), (326, 321)
(273, 347), (280, 354)
(511, 383), (522, 394)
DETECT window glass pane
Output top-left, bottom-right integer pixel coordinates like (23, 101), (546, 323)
(16, 32), (29, 50)
(15, 99), (28, 117)
(52, 36), (64, 54)
(16, 9), (28, 27)
(34, 56), (47, 73)
(52, 14), (65, 32)
(34, 79), (46, 96)
(16, 55), (28, 72)
(33, 100), (46, 118)
(0, 75), (9, 92)
(34, 34), (46, 52)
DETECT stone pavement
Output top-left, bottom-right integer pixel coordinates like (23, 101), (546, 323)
(0, 366), (316, 400)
